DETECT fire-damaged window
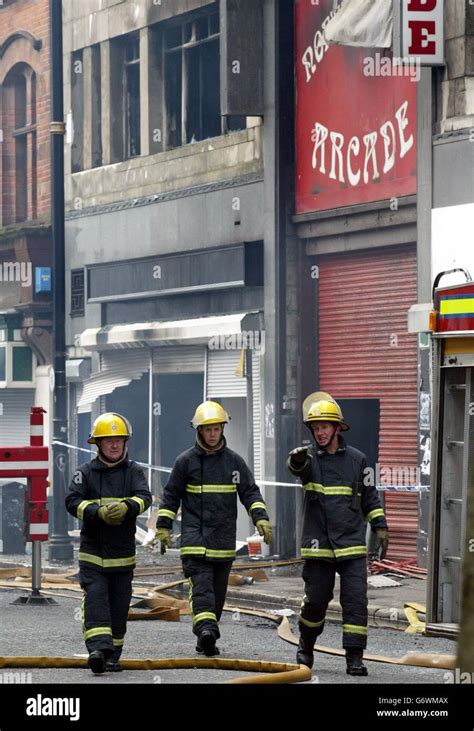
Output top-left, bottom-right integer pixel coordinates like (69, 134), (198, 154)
(71, 269), (85, 317)
(164, 7), (224, 148)
(110, 33), (141, 162)
(124, 36), (141, 158)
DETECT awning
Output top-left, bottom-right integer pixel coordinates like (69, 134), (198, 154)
(77, 349), (150, 413)
(79, 314), (250, 351)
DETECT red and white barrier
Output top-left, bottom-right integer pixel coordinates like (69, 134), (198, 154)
(0, 408), (49, 542)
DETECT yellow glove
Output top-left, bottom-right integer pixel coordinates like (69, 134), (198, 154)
(376, 528), (389, 560)
(98, 505), (117, 526)
(156, 528), (172, 554)
(256, 519), (273, 545)
(106, 502), (129, 524)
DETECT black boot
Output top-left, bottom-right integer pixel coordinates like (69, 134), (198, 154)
(197, 630), (219, 657)
(88, 650), (106, 675)
(196, 639), (220, 656)
(105, 661), (123, 672)
(105, 648), (122, 671)
(296, 632), (316, 669)
(346, 648), (368, 676)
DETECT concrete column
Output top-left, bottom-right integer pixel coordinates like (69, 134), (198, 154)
(262, 0), (278, 533)
(417, 68), (433, 570)
(100, 40), (112, 165)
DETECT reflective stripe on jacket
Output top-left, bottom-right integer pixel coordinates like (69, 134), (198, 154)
(288, 437), (387, 561)
(157, 438), (269, 561)
(65, 457), (152, 572)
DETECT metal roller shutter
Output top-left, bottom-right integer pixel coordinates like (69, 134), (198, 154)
(0, 389), (35, 446)
(318, 245), (419, 561)
(207, 350), (247, 398)
(206, 349), (263, 480)
(252, 351), (263, 481)
(153, 346), (205, 374)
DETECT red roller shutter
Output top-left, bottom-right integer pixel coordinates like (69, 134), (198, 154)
(318, 245), (419, 562)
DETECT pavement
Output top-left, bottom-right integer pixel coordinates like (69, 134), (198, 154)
(0, 544), (431, 632)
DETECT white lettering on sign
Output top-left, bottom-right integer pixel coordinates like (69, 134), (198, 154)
(402, 0), (445, 66)
(310, 101), (414, 186)
(301, 1), (342, 82)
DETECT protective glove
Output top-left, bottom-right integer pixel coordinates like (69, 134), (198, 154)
(156, 527), (172, 554)
(106, 502), (129, 524)
(289, 446), (309, 467)
(256, 519), (273, 545)
(98, 505), (119, 526)
(375, 528), (389, 560)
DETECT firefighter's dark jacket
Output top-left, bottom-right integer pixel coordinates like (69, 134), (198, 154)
(65, 457), (152, 572)
(157, 438), (269, 560)
(288, 437), (387, 561)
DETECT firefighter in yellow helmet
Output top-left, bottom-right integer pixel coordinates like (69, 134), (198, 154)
(156, 401), (272, 656)
(65, 413), (152, 674)
(288, 393), (389, 676)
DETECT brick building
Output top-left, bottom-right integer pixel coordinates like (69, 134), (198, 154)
(0, 0), (53, 446)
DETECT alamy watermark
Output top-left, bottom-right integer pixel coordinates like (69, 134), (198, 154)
(0, 261), (32, 288)
(0, 671), (32, 683)
(363, 53), (421, 83)
(208, 331), (265, 352)
(443, 669), (474, 684)
(363, 464), (421, 488)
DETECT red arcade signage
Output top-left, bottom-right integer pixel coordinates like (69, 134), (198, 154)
(295, 0), (417, 215)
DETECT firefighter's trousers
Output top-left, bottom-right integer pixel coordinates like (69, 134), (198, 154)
(79, 566), (133, 661)
(182, 557), (233, 640)
(299, 557), (368, 649)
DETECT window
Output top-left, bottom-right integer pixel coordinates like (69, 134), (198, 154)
(0, 348), (6, 381)
(12, 346), (33, 381)
(110, 33), (141, 161)
(71, 269), (85, 316)
(124, 37), (141, 158)
(2, 64), (37, 224)
(71, 45), (102, 171)
(91, 45), (103, 168)
(0, 342), (35, 386)
(164, 8), (222, 148)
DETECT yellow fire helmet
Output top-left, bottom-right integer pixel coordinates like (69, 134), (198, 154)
(302, 392), (349, 431)
(191, 401), (230, 429)
(88, 412), (132, 444)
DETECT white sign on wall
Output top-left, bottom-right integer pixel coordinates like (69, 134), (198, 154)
(402, 0), (445, 66)
(432, 204), (474, 286)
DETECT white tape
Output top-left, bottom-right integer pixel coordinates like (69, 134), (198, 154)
(51, 441), (430, 491)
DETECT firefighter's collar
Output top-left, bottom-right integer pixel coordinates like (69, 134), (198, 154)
(195, 433), (227, 456)
(316, 436), (347, 456)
